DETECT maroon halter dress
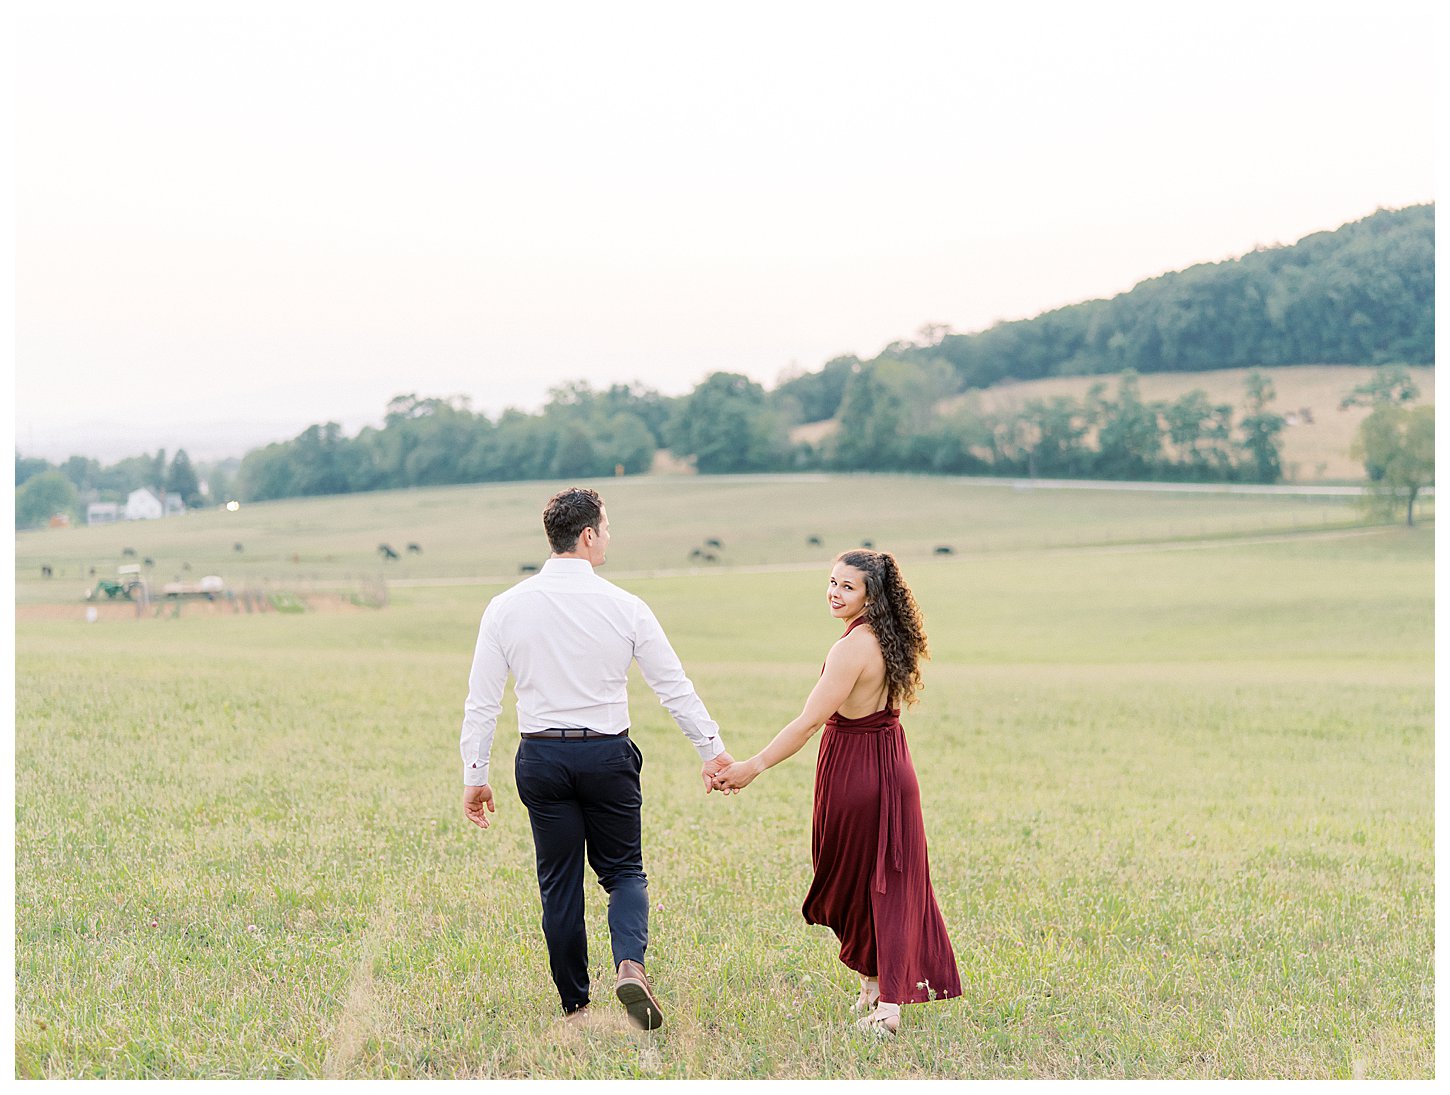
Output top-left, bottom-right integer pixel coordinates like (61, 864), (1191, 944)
(800, 616), (962, 1006)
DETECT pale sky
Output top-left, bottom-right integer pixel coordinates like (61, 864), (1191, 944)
(14, 0), (1438, 463)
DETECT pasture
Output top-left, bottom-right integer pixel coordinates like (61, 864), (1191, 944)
(12, 476), (1434, 1078)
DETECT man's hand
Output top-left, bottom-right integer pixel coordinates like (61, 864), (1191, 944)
(464, 784), (496, 829)
(712, 756), (764, 794)
(701, 751), (735, 794)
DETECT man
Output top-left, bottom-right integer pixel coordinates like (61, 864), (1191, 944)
(460, 486), (733, 1030)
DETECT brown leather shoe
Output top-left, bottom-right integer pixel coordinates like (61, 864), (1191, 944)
(615, 960), (665, 1030)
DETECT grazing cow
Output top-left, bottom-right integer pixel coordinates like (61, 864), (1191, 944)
(806, 535), (823, 547)
(702, 552), (718, 563)
(143, 557), (155, 568)
(407, 543), (423, 554)
(705, 537), (723, 549)
(861, 539), (874, 549)
(519, 563), (539, 574)
(41, 565), (53, 578)
(689, 548), (704, 561)
(122, 547), (137, 557)
(934, 545), (954, 556)
(234, 542), (244, 553)
(378, 544), (399, 561)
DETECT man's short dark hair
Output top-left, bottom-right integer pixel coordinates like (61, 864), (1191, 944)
(543, 487), (604, 554)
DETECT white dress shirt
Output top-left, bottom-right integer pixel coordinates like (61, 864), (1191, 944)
(460, 557), (724, 786)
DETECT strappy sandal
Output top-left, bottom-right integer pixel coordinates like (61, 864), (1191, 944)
(849, 977), (881, 1014)
(856, 1002), (901, 1035)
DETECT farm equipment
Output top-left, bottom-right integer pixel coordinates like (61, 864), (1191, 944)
(86, 564), (145, 601)
(161, 575), (226, 599)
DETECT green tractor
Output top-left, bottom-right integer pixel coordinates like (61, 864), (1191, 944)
(86, 565), (145, 601)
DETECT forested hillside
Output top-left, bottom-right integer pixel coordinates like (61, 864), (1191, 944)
(923, 203), (1432, 388)
(15, 205), (1434, 515)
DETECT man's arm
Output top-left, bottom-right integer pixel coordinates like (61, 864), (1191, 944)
(460, 605), (508, 815)
(631, 600), (730, 783)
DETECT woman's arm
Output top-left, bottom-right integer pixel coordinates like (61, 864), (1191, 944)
(712, 637), (866, 791)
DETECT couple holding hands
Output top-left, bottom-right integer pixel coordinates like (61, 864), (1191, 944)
(460, 488), (960, 1035)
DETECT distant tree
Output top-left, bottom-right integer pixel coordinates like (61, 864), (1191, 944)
(1163, 389), (1235, 478)
(774, 356), (859, 423)
(832, 359), (953, 471)
(1352, 404), (1434, 526)
(15, 453), (52, 487)
(1093, 372), (1163, 480)
(598, 412), (657, 474)
(551, 423), (601, 478)
(16, 470), (78, 529)
(668, 372), (787, 473)
(60, 455), (102, 493)
(1022, 394), (1091, 478)
(1338, 364), (1421, 410)
(166, 449), (202, 507)
(1238, 370), (1286, 483)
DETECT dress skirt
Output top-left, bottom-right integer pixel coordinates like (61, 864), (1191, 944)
(801, 706), (962, 1005)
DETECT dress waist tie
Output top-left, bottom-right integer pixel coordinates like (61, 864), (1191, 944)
(873, 725), (904, 895)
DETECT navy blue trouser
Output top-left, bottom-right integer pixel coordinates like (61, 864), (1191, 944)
(514, 733), (648, 1013)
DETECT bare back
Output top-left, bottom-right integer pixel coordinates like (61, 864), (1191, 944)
(833, 624), (891, 717)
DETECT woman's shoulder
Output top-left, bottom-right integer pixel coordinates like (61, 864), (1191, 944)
(833, 622), (882, 659)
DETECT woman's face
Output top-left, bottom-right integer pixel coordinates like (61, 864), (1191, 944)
(827, 562), (869, 621)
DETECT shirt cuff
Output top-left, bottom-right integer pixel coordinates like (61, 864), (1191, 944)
(464, 762), (490, 787)
(694, 736), (726, 762)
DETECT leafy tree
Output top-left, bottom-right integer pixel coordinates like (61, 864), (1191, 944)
(832, 359), (953, 470)
(166, 449), (202, 507)
(774, 356), (859, 423)
(1093, 372), (1163, 480)
(1238, 370), (1286, 483)
(16, 470), (78, 529)
(1163, 389), (1235, 478)
(551, 423), (601, 478)
(1338, 364), (1421, 410)
(668, 372), (786, 474)
(15, 453), (52, 487)
(1352, 404), (1434, 526)
(1022, 395), (1091, 477)
(598, 412), (657, 475)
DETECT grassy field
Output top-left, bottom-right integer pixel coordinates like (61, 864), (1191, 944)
(12, 476), (1434, 1078)
(12, 472), (1405, 606)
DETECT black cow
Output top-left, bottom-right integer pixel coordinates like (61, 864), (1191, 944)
(378, 544), (399, 561)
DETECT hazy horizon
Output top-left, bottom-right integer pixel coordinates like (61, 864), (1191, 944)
(15, 0), (1437, 465)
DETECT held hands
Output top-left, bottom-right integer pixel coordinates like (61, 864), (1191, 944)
(701, 751), (735, 794)
(711, 756), (764, 794)
(463, 784), (496, 829)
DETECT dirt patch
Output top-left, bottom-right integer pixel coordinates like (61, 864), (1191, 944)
(16, 593), (375, 623)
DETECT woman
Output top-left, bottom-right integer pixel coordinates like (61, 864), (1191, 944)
(712, 549), (961, 1033)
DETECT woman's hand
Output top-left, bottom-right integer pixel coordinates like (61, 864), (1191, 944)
(711, 756), (764, 794)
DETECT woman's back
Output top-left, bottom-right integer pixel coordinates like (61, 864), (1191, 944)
(833, 620), (891, 718)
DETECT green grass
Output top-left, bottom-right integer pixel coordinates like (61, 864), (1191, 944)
(13, 473), (1407, 606)
(12, 478), (1433, 1078)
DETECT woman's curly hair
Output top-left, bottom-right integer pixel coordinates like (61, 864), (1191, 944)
(836, 549), (929, 707)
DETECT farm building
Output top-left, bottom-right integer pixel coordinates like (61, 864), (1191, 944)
(125, 488), (185, 521)
(86, 502), (121, 526)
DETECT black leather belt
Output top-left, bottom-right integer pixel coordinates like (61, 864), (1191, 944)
(521, 728), (628, 741)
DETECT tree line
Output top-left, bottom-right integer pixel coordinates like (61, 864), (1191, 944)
(15, 204), (1433, 523)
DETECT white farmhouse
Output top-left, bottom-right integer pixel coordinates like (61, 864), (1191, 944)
(125, 488), (185, 520)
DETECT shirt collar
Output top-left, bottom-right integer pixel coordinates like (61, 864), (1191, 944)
(541, 557), (596, 576)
